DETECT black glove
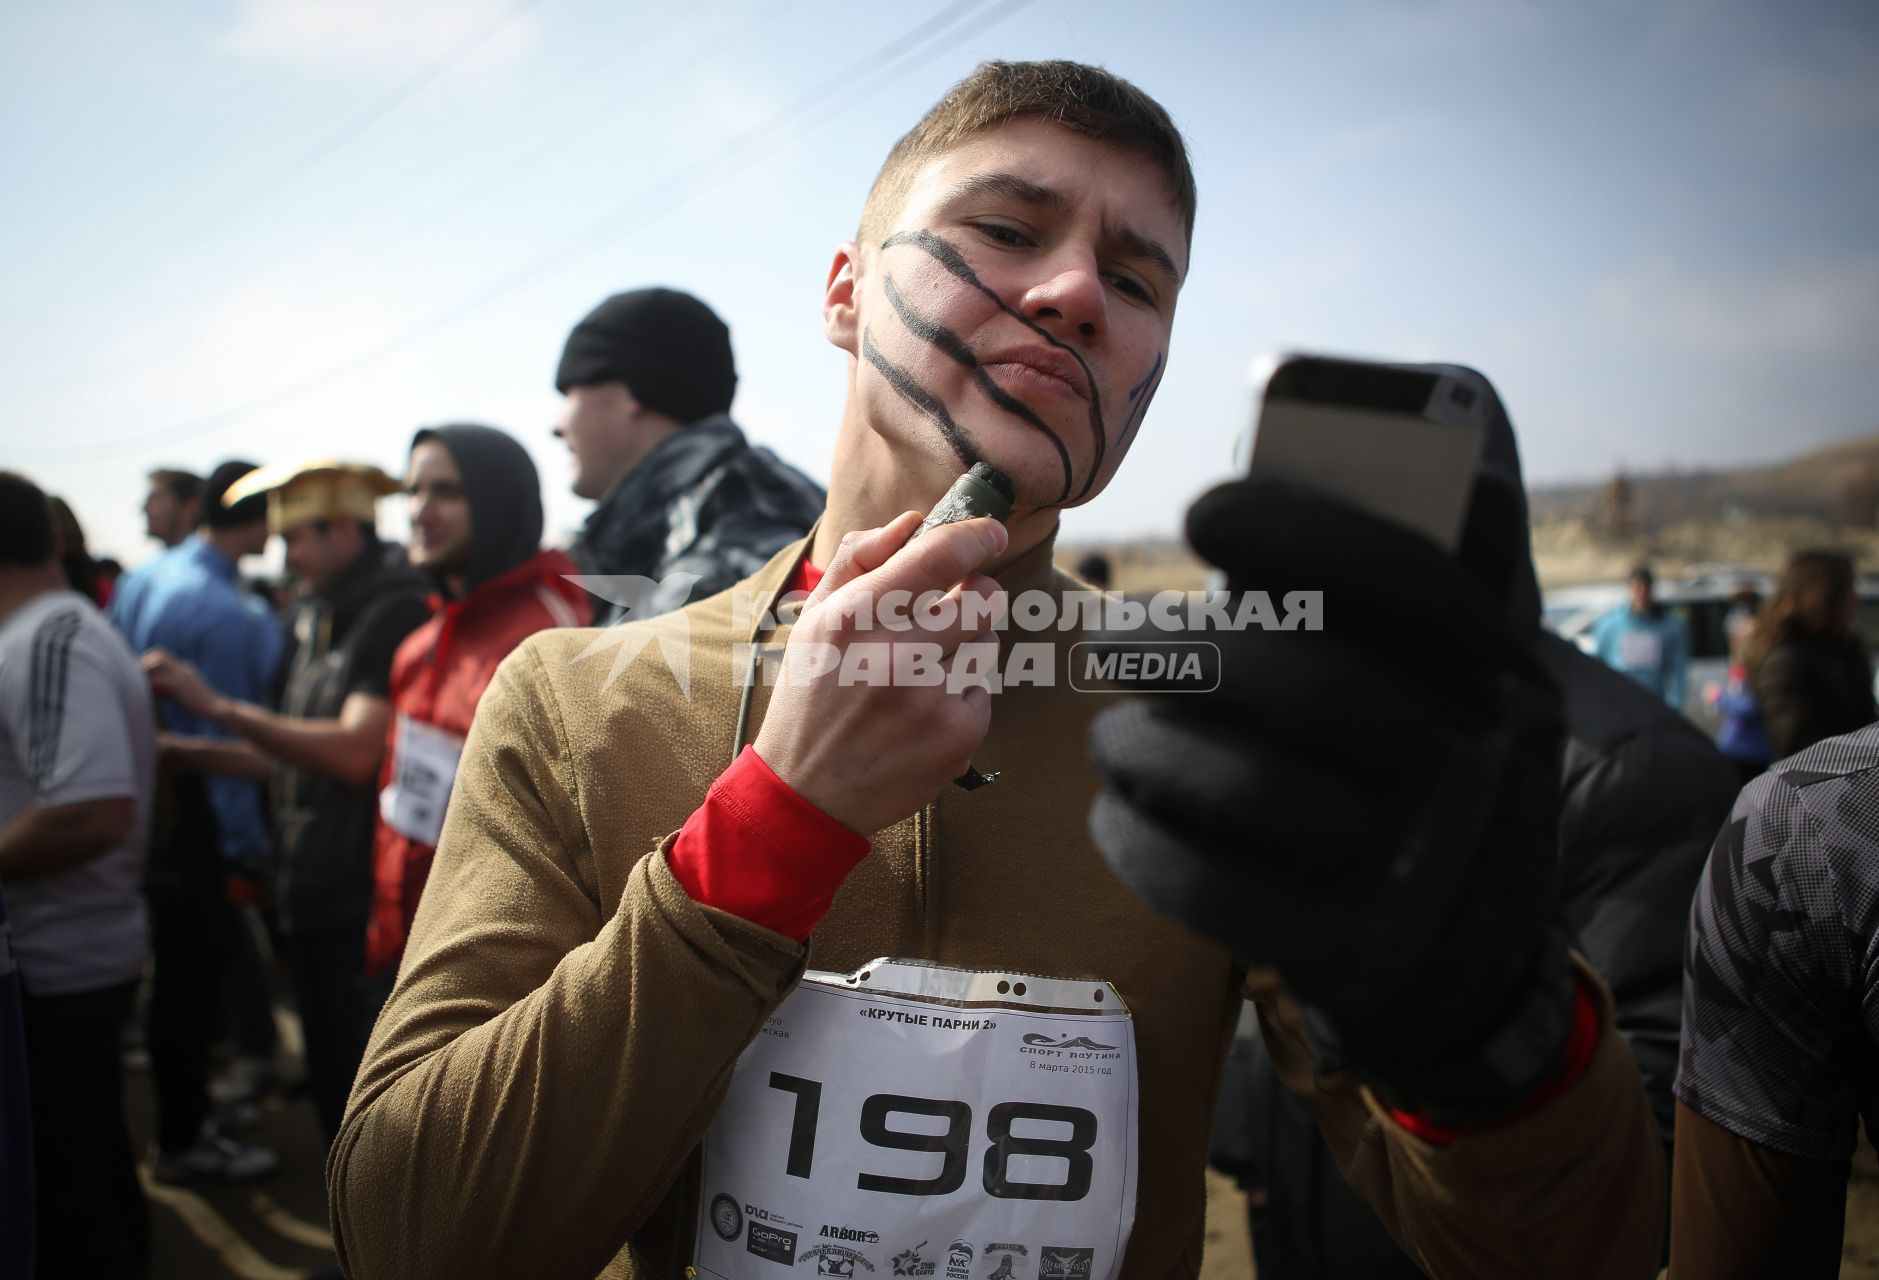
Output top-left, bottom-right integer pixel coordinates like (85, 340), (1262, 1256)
(1089, 477), (1573, 1121)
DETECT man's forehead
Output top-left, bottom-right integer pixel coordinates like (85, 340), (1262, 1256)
(913, 119), (1189, 276)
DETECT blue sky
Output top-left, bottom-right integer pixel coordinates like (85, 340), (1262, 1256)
(4, 0), (1876, 567)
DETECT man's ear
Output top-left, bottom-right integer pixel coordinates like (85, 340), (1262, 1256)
(823, 242), (862, 355)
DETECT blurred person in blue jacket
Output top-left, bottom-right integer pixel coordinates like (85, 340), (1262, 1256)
(1593, 565), (1690, 708)
(110, 460), (282, 1181)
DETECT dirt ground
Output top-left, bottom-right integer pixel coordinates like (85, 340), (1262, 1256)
(1202, 1170), (1255, 1278)
(1200, 1148), (1879, 1278)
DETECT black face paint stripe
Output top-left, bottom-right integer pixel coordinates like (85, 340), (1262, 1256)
(883, 229), (1108, 501)
(861, 326), (977, 468)
(1128, 350), (1162, 402)
(1114, 350), (1164, 459)
(883, 273), (1073, 505)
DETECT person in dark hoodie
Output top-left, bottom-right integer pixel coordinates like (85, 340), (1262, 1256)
(553, 287), (827, 622)
(1185, 368), (1743, 1278)
(144, 460), (431, 1145)
(367, 425), (591, 986)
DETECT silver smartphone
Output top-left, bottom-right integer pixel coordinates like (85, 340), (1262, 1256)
(1239, 352), (1489, 552)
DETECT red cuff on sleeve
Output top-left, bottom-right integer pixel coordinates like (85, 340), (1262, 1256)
(666, 745), (870, 942)
(1386, 970), (1604, 1147)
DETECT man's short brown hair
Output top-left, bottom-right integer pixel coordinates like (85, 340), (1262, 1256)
(148, 468), (204, 506)
(858, 60), (1195, 250)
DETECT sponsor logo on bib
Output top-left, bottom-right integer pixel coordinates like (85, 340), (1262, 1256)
(748, 1223), (799, 1266)
(800, 1244), (876, 1276)
(1039, 1248), (1094, 1280)
(890, 1242), (935, 1276)
(709, 1193), (742, 1242)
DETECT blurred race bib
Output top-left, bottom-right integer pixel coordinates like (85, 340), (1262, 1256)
(694, 959), (1137, 1280)
(378, 714), (465, 846)
(1617, 629), (1663, 670)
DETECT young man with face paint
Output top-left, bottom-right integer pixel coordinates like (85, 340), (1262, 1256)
(367, 426), (590, 982)
(330, 63), (1665, 1277)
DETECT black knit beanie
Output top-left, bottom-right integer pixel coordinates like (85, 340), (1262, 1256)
(553, 287), (737, 424)
(204, 460), (267, 528)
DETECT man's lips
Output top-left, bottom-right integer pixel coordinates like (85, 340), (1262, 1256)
(980, 345), (1088, 401)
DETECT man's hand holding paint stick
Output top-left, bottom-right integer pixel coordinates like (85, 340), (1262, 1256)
(753, 496), (1009, 838)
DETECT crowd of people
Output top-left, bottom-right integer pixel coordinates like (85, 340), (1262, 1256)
(1, 56), (1876, 1280)
(0, 284), (823, 1276)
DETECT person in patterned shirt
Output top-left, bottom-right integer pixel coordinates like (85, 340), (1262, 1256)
(1675, 721), (1879, 1276)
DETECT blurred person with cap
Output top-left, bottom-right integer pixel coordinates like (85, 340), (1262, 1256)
(0, 471), (158, 1273)
(554, 286), (825, 622)
(1592, 565), (1691, 709)
(367, 425), (590, 984)
(110, 459), (282, 1182)
(144, 459), (430, 1144)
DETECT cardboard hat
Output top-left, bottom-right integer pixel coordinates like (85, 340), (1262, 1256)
(221, 459), (401, 536)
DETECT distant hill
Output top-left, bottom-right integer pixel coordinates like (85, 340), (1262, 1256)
(1529, 432), (1879, 526)
(1060, 434), (1879, 594)
(1527, 432), (1879, 587)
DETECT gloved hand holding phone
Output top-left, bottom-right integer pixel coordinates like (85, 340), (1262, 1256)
(1088, 360), (1576, 1122)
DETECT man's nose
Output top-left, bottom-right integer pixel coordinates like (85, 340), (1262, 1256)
(1020, 251), (1107, 343)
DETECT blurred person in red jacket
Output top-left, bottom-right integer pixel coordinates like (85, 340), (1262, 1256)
(368, 425), (590, 983)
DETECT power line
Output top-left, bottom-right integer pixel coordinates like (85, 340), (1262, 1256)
(31, 0), (1032, 459)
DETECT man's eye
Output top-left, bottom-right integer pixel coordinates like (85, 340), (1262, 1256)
(1107, 273), (1152, 302)
(974, 223), (1032, 247)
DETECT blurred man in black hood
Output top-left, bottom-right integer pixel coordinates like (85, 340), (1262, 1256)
(405, 424), (548, 597)
(367, 425), (589, 981)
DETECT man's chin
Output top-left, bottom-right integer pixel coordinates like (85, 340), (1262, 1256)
(969, 445), (1091, 515)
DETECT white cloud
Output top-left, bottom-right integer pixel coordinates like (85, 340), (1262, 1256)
(1590, 254), (1879, 357)
(214, 0), (539, 76)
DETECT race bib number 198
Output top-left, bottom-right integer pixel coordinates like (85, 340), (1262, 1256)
(694, 960), (1137, 1280)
